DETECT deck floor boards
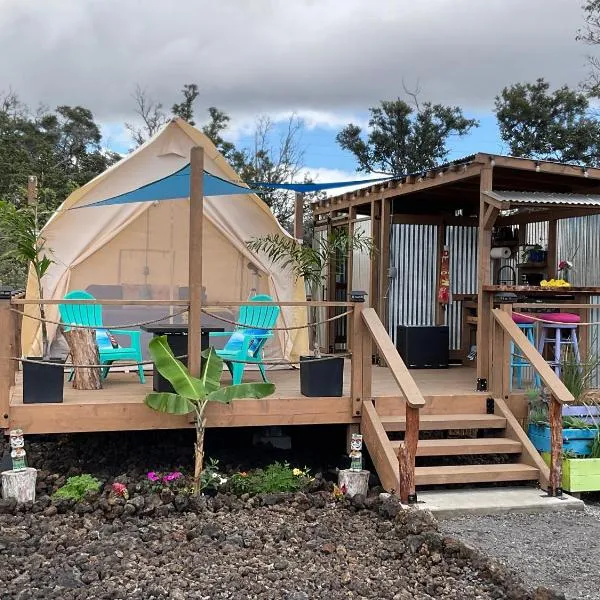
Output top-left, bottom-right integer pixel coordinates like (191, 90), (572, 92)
(9, 362), (479, 406)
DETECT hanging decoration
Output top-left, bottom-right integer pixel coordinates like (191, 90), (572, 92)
(438, 246), (450, 304)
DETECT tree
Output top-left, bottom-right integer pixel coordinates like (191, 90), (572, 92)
(336, 97), (477, 175)
(577, 1), (600, 96)
(202, 106), (237, 159)
(494, 78), (600, 165)
(125, 84), (168, 147)
(0, 91), (117, 286)
(172, 83), (200, 125)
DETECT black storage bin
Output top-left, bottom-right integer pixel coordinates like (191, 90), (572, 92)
(396, 326), (449, 369)
(23, 359), (65, 403)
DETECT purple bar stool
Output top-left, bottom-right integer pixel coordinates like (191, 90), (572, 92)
(537, 312), (581, 378)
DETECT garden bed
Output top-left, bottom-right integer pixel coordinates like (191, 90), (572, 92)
(542, 453), (600, 493)
(0, 491), (564, 600)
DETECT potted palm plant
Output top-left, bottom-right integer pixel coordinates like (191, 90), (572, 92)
(0, 201), (64, 403)
(247, 227), (374, 397)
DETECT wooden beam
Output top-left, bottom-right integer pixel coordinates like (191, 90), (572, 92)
(547, 219), (557, 279)
(476, 166), (494, 382)
(313, 163), (482, 215)
(361, 307), (425, 408)
(188, 146), (204, 377)
(489, 154), (600, 180)
(482, 203), (500, 231)
(9, 397), (355, 434)
(361, 400), (400, 493)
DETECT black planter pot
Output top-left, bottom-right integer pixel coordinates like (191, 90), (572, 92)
(22, 358), (65, 404)
(300, 355), (344, 397)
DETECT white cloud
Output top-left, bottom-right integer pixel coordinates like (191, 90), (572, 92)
(0, 0), (590, 125)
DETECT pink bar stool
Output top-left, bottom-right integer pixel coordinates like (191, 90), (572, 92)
(537, 312), (581, 377)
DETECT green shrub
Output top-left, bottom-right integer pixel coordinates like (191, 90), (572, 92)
(229, 462), (311, 496)
(52, 474), (102, 501)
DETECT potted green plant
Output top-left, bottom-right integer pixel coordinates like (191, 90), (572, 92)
(247, 227), (374, 397)
(0, 201), (64, 403)
(144, 336), (275, 490)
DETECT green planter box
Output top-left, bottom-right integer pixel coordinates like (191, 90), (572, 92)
(542, 453), (600, 492)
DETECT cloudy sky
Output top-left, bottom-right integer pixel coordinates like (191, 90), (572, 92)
(0, 0), (594, 182)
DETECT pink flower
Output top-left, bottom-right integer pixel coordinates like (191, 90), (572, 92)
(111, 482), (128, 498)
(163, 471), (183, 483)
(147, 472), (160, 482)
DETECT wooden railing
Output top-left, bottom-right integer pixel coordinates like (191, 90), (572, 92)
(356, 306), (425, 502)
(492, 306), (575, 495)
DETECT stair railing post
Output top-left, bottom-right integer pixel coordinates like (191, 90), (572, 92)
(548, 394), (563, 496)
(399, 405), (419, 504)
(351, 303), (364, 418)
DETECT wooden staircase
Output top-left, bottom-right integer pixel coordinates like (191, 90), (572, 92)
(363, 394), (548, 492)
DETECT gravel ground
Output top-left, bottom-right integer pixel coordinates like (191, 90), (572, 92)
(0, 494), (561, 600)
(440, 503), (600, 600)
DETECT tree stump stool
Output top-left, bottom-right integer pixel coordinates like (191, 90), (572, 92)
(338, 469), (370, 498)
(2, 468), (37, 503)
(63, 328), (102, 390)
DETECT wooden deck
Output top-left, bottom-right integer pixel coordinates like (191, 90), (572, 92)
(9, 362), (482, 434)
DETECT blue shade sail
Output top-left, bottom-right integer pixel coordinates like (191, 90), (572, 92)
(77, 163), (394, 209)
(81, 165), (256, 208)
(251, 176), (393, 192)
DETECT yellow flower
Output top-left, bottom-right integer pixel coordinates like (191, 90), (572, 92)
(292, 468), (303, 477)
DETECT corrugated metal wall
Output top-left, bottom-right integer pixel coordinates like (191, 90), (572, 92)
(387, 216), (600, 383)
(388, 224), (438, 345)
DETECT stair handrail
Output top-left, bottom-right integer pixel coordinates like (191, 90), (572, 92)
(360, 307), (424, 503)
(492, 307), (574, 496)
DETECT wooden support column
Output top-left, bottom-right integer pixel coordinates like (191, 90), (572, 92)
(548, 395), (563, 496)
(351, 304), (372, 417)
(398, 405), (419, 504)
(378, 198), (391, 327)
(369, 200), (382, 363)
(294, 192), (304, 241)
(0, 298), (13, 430)
(346, 208), (356, 352)
(476, 165), (494, 386)
(326, 214), (336, 353)
(188, 146), (204, 378)
(547, 219), (557, 280)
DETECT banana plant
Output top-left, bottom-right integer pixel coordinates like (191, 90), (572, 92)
(144, 335), (275, 490)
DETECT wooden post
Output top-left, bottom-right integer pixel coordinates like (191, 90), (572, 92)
(500, 303), (512, 398)
(346, 208), (355, 352)
(63, 328), (102, 390)
(547, 219), (557, 280)
(548, 395), (563, 496)
(476, 165), (494, 386)
(188, 146), (204, 377)
(398, 405), (419, 503)
(0, 298), (13, 430)
(351, 304), (365, 417)
(294, 192), (304, 241)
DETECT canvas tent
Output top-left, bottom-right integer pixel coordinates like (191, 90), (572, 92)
(22, 118), (309, 363)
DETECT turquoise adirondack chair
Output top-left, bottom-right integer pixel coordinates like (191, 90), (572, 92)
(59, 290), (145, 383)
(209, 294), (280, 385)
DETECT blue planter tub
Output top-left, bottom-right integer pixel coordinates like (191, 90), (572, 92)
(528, 424), (598, 456)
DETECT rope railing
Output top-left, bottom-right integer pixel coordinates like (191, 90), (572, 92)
(12, 352), (352, 369)
(10, 307), (190, 330)
(12, 307), (353, 332)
